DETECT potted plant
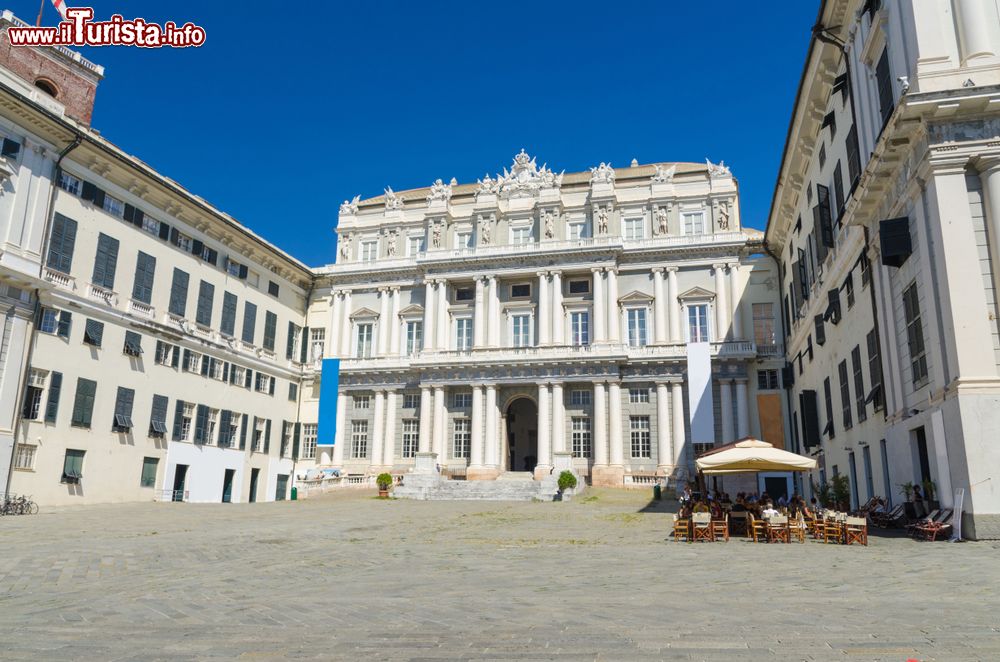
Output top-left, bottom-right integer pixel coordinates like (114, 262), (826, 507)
(899, 481), (917, 519)
(557, 470), (578, 499)
(376, 472), (393, 498)
(811, 479), (832, 509)
(830, 475), (851, 512)
(923, 480), (939, 511)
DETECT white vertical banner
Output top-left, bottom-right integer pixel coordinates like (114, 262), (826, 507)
(950, 488), (964, 541)
(686, 342), (714, 446)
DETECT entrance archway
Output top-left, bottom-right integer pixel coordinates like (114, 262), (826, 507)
(506, 398), (538, 474)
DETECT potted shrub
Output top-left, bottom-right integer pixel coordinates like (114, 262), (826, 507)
(899, 481), (917, 519)
(923, 480), (939, 511)
(830, 474), (851, 512)
(811, 479), (832, 509)
(557, 470), (578, 497)
(376, 472), (394, 498)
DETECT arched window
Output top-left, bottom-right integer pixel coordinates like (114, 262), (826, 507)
(34, 79), (58, 98)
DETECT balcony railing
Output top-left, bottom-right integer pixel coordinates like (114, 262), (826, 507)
(43, 268), (75, 290)
(128, 299), (155, 319)
(756, 343), (785, 358)
(87, 283), (117, 307)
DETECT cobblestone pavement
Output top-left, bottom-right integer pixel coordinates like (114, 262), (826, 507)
(2, 489), (999, 661)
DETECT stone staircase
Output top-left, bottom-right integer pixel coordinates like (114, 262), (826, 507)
(394, 472), (564, 502)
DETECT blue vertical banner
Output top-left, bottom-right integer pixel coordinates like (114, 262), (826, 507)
(316, 358), (341, 446)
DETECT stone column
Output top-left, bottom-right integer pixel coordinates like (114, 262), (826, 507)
(652, 268), (667, 344)
(656, 381), (671, 473)
(485, 384), (498, 467)
(719, 379), (734, 443)
(538, 271), (551, 345)
(593, 381), (608, 466)
(713, 263), (728, 341)
(433, 386), (446, 459)
(955, 0), (996, 61)
(551, 271), (564, 345)
(389, 287), (401, 355)
(608, 381), (624, 466)
(371, 390), (386, 469)
(606, 268), (620, 343)
(418, 385), (432, 453)
(339, 290), (353, 356)
(470, 385), (485, 472)
(979, 161), (1000, 310)
(473, 277), (486, 348)
(551, 382), (565, 453)
(729, 263), (743, 340)
(377, 287), (390, 355)
(328, 291), (342, 357)
(735, 378), (750, 439)
(671, 382), (685, 468)
(667, 268), (681, 343)
(536, 382), (552, 476)
(436, 280), (449, 351)
(332, 389), (347, 466)
(592, 268), (606, 343)
(423, 280), (436, 352)
(487, 277), (500, 347)
(383, 389), (397, 467)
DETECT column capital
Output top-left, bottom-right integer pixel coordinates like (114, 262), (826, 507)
(591, 267), (604, 274)
(391, 285), (401, 293)
(976, 156), (1000, 176)
(727, 261), (740, 270)
(665, 266), (679, 273)
(734, 377), (749, 384)
(536, 270), (550, 278)
(712, 263), (727, 272)
(550, 269), (562, 277)
(420, 384), (432, 392)
(384, 386), (398, 393)
(652, 266), (665, 274)
(378, 286), (389, 293)
(536, 380), (552, 388)
(717, 376), (733, 384)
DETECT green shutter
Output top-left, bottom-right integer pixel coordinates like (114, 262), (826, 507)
(71, 378), (96, 428)
(263, 311), (277, 351)
(221, 292), (237, 336)
(286, 322), (297, 360)
(132, 252), (156, 304)
(91, 233), (119, 289)
(46, 213), (77, 273)
(239, 413), (248, 450)
(169, 269), (189, 317)
(242, 302), (257, 344)
(263, 419), (271, 454)
(292, 422), (301, 460)
(172, 400), (186, 440)
(196, 280), (215, 327)
(44, 371), (62, 423)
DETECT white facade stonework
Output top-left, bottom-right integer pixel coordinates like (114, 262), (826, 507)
(767, 0), (1000, 538)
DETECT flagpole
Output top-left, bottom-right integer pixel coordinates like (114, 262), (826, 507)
(36, 0), (45, 26)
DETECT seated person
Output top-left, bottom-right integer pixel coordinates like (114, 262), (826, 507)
(731, 499), (747, 513)
(710, 500), (723, 519)
(692, 500), (710, 513)
(762, 502), (779, 518)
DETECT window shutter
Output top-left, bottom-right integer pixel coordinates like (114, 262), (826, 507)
(239, 413), (248, 450)
(169, 227), (180, 246)
(242, 302), (257, 344)
(173, 400), (186, 440)
(92, 233), (120, 289)
(816, 184), (834, 248)
(171, 346), (180, 368)
(292, 422), (301, 460)
(205, 248), (218, 266)
(286, 322), (296, 360)
(57, 310), (72, 338)
(84, 319), (104, 347)
(158, 222), (171, 241)
(781, 364), (794, 389)
(833, 72), (848, 100)
(799, 390), (821, 449)
(833, 162), (845, 221)
(245, 369), (253, 389)
(229, 364), (238, 384)
(790, 261), (802, 312)
(183, 349), (192, 369)
(238, 264), (248, 280)
(300, 326), (310, 363)
(132, 208), (144, 228)
(268, 376), (275, 396)
(45, 371), (62, 423)
(47, 213), (77, 273)
(814, 315), (826, 346)
(1, 137), (20, 158)
(846, 125), (861, 187)
(81, 180), (97, 202)
(875, 49), (893, 126)
(879, 217), (912, 268)
(196, 281), (215, 327)
(222, 362), (230, 382)
(263, 311), (277, 351)
(200, 356), (210, 376)
(195, 404), (209, 444)
(219, 410), (232, 447)
(191, 239), (204, 257)
(826, 288), (842, 324)
(169, 269), (189, 317)
(123, 203), (135, 224)
(264, 419), (271, 454)
(132, 252), (156, 304)
(221, 292), (237, 336)
(797, 257), (809, 301)
(93, 188), (106, 209)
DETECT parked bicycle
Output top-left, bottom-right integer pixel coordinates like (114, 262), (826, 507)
(0, 493), (38, 516)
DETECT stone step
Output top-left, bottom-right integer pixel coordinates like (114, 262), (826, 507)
(394, 475), (562, 502)
(496, 472), (535, 482)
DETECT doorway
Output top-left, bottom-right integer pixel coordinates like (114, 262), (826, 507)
(172, 464), (188, 501)
(506, 398), (538, 473)
(275, 474), (289, 501)
(222, 469), (235, 503)
(249, 468), (260, 503)
(760, 474), (790, 502)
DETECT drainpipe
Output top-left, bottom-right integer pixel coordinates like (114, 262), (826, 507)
(5, 133), (82, 495)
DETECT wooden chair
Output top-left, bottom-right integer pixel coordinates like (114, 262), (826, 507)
(790, 516), (807, 543)
(906, 510), (940, 537)
(844, 516), (868, 546)
(748, 513), (767, 543)
(711, 514), (729, 542)
(672, 515), (690, 542)
(768, 515), (790, 543)
(728, 511), (748, 537)
(692, 512), (714, 542)
(823, 516), (844, 544)
(914, 509), (954, 541)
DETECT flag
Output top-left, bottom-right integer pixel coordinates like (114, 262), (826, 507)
(51, 0), (68, 21)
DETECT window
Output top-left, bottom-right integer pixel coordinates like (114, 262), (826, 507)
(263, 311), (278, 351)
(83, 319), (104, 347)
(39, 308), (58, 334)
(184, 350), (202, 373)
(456, 231), (472, 249)
(221, 292), (237, 336)
(149, 395), (169, 437)
(844, 273), (855, 308)
(360, 240), (378, 262)
(568, 280), (589, 294)
(355, 323), (373, 358)
(453, 392), (473, 408)
(570, 311), (590, 346)
(169, 269), (189, 318)
(405, 321), (422, 356)
(301, 424), (317, 460)
(571, 417), (592, 458)
(353, 395), (371, 410)
(253, 416), (266, 452)
(102, 193), (125, 218)
(70, 378), (96, 428)
(902, 282), (928, 386)
(226, 258), (247, 278)
(866, 329), (884, 410)
(242, 301), (257, 344)
(112, 387), (135, 432)
(403, 394), (420, 409)
(231, 365), (246, 387)
(511, 226), (532, 245)
(62, 449), (84, 483)
(310, 328), (326, 360)
(852, 345), (866, 423)
(833, 161), (845, 221)
(455, 317), (472, 351)
(682, 211), (705, 235)
(58, 171), (81, 195)
(452, 419), (471, 459)
(687, 304), (709, 342)
(624, 217), (644, 240)
(512, 314), (531, 348)
(21, 369), (46, 420)
(288, 382), (299, 402)
(174, 231), (193, 252)
(407, 235), (425, 256)
(351, 420), (369, 459)
(155, 341), (177, 366)
(195, 281), (215, 327)
(628, 387), (650, 404)
(14, 444), (36, 471)
(752, 303), (775, 346)
(510, 283), (531, 298)
(92, 233), (119, 289)
(839, 359), (853, 430)
(402, 419), (419, 458)
(570, 390), (591, 406)
(281, 421), (294, 458)
(626, 308), (647, 347)
(46, 213), (77, 274)
(141, 214), (160, 236)
(268, 281), (280, 297)
(455, 287), (474, 302)
(568, 221), (587, 240)
(860, 253), (871, 287)
(629, 416), (651, 458)
(208, 358), (225, 380)
(254, 373), (272, 394)
(875, 48), (894, 126)
(818, 144), (826, 169)
(140, 457), (158, 487)
(132, 252), (156, 305)
(757, 369), (779, 390)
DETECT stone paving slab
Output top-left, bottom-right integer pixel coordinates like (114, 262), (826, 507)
(1, 488), (999, 660)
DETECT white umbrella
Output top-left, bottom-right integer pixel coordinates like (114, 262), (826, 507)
(695, 437), (817, 475)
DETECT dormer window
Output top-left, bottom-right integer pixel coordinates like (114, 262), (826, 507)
(34, 78), (58, 98)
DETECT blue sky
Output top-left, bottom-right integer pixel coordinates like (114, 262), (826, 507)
(13, 1), (818, 266)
